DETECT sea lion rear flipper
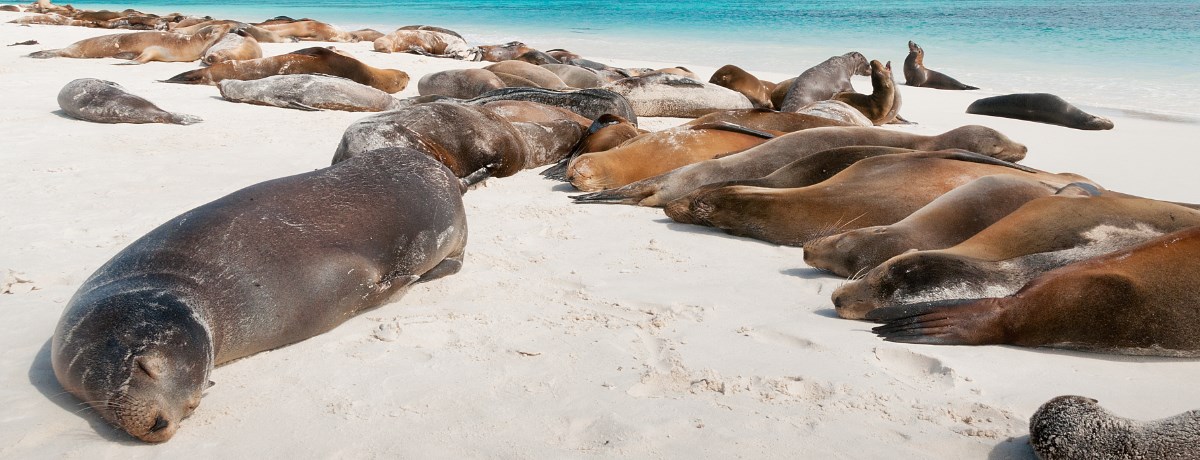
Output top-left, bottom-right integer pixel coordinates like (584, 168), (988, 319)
(570, 180), (658, 205)
(169, 113), (203, 125)
(866, 298), (997, 345)
(416, 256), (463, 284)
(286, 101), (322, 112)
(688, 121), (776, 139)
(911, 149), (1039, 173)
(27, 49), (61, 58)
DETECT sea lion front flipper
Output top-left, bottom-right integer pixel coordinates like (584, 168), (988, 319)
(27, 49), (60, 58)
(866, 298), (1000, 345)
(169, 113), (203, 125)
(286, 101), (322, 112)
(909, 149), (1040, 173)
(687, 121), (776, 139)
(570, 181), (655, 205)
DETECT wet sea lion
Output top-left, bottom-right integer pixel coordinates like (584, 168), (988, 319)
(802, 174), (1059, 278)
(417, 68), (506, 99)
(868, 225), (1200, 357)
(835, 193), (1200, 319)
(373, 28), (479, 60)
(28, 24), (231, 63)
(967, 93), (1115, 130)
(682, 108), (854, 132)
(484, 60), (568, 89)
(903, 41), (978, 90)
(603, 73), (753, 118)
(792, 100), (874, 126)
(1030, 396), (1200, 459)
(832, 60), (896, 125)
(663, 150), (1084, 246)
(57, 78), (201, 125)
(540, 64), (604, 88)
(201, 32), (261, 65)
(52, 147), (468, 442)
(779, 52), (871, 112)
(709, 64), (775, 109)
(258, 20), (354, 42)
(164, 46), (410, 93)
(218, 74), (402, 112)
(572, 125), (1028, 207)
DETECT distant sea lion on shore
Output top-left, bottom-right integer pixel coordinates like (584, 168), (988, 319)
(1029, 396), (1200, 459)
(218, 74), (402, 112)
(201, 32), (261, 65)
(478, 41), (534, 62)
(28, 24), (231, 63)
(164, 46), (410, 93)
(709, 64), (775, 109)
(171, 20), (291, 43)
(373, 28), (479, 60)
(258, 19), (354, 42)
(8, 13), (83, 25)
(418, 68), (507, 99)
(484, 60), (569, 89)
(832, 60), (896, 125)
(779, 52), (871, 112)
(603, 73), (753, 118)
(967, 93), (1115, 130)
(348, 28), (384, 42)
(903, 41), (978, 90)
(514, 50), (561, 66)
(57, 78), (201, 125)
(540, 64), (604, 88)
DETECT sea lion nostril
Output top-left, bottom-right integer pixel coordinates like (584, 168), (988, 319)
(149, 415), (169, 433)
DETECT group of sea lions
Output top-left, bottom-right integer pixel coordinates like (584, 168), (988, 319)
(8, 1), (1190, 454)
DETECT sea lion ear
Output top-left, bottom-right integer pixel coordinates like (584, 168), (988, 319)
(206, 380), (216, 389)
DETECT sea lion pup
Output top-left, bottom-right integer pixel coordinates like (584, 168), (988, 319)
(792, 100), (874, 126)
(683, 108), (854, 132)
(171, 20), (290, 43)
(200, 31), (261, 65)
(348, 28), (383, 42)
(218, 74), (402, 112)
(779, 51), (871, 112)
(52, 147), (468, 443)
(802, 175), (1060, 277)
(567, 123), (780, 192)
(484, 60), (569, 89)
(27, 24), (231, 63)
(903, 41), (978, 90)
(831, 60), (896, 125)
(57, 78), (201, 125)
(164, 47), (410, 93)
(967, 93), (1115, 130)
(868, 225), (1200, 357)
(1029, 396), (1200, 459)
(603, 73), (753, 117)
(478, 41), (534, 62)
(542, 114), (644, 180)
(663, 150), (1082, 245)
(709, 64), (775, 109)
(836, 191), (1200, 319)
(418, 69), (507, 99)
(373, 28), (479, 60)
(540, 64), (603, 88)
(572, 124), (1027, 207)
(258, 19), (354, 42)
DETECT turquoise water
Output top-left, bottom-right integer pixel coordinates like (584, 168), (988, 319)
(62, 0), (1200, 117)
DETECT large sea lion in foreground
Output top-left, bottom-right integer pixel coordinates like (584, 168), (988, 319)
(218, 74), (402, 112)
(902, 41), (978, 90)
(164, 46), (410, 93)
(967, 93), (1115, 130)
(832, 60), (896, 125)
(779, 52), (871, 112)
(572, 125), (1028, 207)
(603, 73), (753, 117)
(708, 64), (775, 109)
(835, 193), (1200, 319)
(1029, 396), (1200, 459)
(58, 78), (201, 125)
(869, 225), (1200, 357)
(201, 32), (261, 65)
(28, 24), (231, 63)
(52, 147), (468, 442)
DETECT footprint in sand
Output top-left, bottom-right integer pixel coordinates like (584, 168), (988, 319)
(738, 326), (823, 350)
(2, 270), (37, 294)
(873, 346), (957, 389)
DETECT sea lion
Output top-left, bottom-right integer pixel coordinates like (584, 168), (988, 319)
(8, 12), (82, 25)
(394, 24), (463, 39)
(769, 77), (794, 109)
(967, 93), (1115, 130)
(683, 108), (854, 132)
(484, 60), (569, 89)
(478, 41), (534, 62)
(514, 50), (560, 66)
(28, 24), (231, 63)
(480, 100), (590, 126)
(373, 28), (479, 60)
(348, 28), (384, 42)
(172, 20), (290, 43)
(835, 192), (1200, 319)
(52, 147), (468, 442)
(542, 114), (644, 180)
(709, 64), (775, 109)
(218, 74), (402, 112)
(201, 32), (261, 65)
(802, 175), (1060, 277)
(779, 52), (871, 112)
(417, 69), (506, 99)
(0, 4), (23, 11)
(903, 41), (978, 90)
(461, 87), (638, 126)
(258, 19), (354, 42)
(603, 73), (753, 118)
(540, 64), (603, 88)
(662, 150), (1085, 246)
(164, 46), (410, 93)
(571, 125), (1027, 207)
(868, 225), (1200, 357)
(792, 100), (874, 126)
(832, 60), (896, 125)
(57, 78), (201, 125)
(1029, 396), (1200, 459)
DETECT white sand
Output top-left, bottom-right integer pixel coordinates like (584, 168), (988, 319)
(1, 13), (1198, 458)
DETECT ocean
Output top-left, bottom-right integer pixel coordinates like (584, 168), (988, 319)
(56, 0), (1200, 119)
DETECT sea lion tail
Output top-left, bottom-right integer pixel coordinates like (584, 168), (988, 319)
(961, 84), (979, 90)
(169, 113), (203, 125)
(865, 298), (999, 345)
(27, 49), (60, 58)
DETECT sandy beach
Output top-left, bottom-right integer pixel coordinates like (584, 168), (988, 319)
(1, 11), (1198, 458)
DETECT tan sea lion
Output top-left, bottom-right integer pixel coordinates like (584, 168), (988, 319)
(709, 64), (775, 109)
(869, 225), (1200, 357)
(603, 73), (753, 118)
(831, 60), (896, 125)
(967, 93), (1115, 130)
(348, 28), (384, 42)
(903, 41), (978, 90)
(540, 64), (604, 88)
(57, 78), (201, 125)
(769, 77), (794, 109)
(835, 192), (1200, 319)
(7, 13), (82, 26)
(542, 114), (645, 180)
(218, 74), (402, 112)
(779, 52), (871, 112)
(201, 31), (261, 65)
(52, 147), (468, 442)
(164, 46), (410, 93)
(683, 108), (854, 131)
(484, 60), (568, 89)
(417, 68), (506, 99)
(259, 19), (354, 42)
(1029, 396), (1200, 458)
(172, 20), (290, 43)
(571, 125), (1028, 207)
(28, 24), (231, 63)
(373, 28), (479, 60)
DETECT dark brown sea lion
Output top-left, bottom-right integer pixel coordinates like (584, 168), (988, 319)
(1029, 396), (1200, 459)
(259, 20), (353, 42)
(455, 87), (638, 126)
(484, 60), (568, 89)
(478, 41), (534, 62)
(417, 68), (506, 99)
(769, 77), (793, 109)
(802, 174), (1060, 277)
(836, 193), (1200, 319)
(57, 78), (201, 125)
(662, 150), (1085, 246)
(903, 41), (978, 90)
(832, 60), (896, 125)
(571, 125), (1028, 207)
(967, 93), (1115, 130)
(603, 73), (753, 117)
(28, 24), (231, 63)
(373, 28), (478, 60)
(164, 46), (410, 93)
(709, 64), (775, 109)
(779, 52), (871, 112)
(683, 108), (854, 132)
(201, 32), (261, 65)
(869, 225), (1200, 357)
(52, 147), (468, 442)
(218, 74), (402, 112)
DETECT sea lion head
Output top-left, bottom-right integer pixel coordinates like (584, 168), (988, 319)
(803, 225), (915, 278)
(937, 125), (1028, 162)
(53, 289), (212, 442)
(830, 251), (994, 319)
(844, 51), (870, 76)
(373, 68), (411, 93)
(907, 40), (922, 54)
